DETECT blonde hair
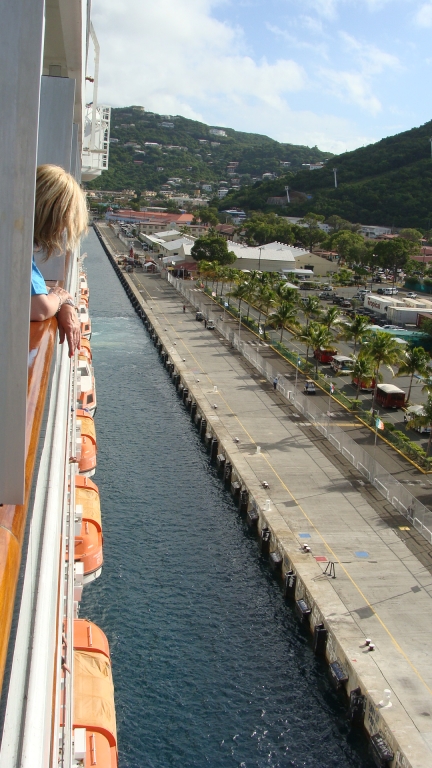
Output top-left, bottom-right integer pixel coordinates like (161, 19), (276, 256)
(34, 165), (88, 258)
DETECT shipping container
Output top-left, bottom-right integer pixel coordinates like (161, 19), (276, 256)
(363, 294), (402, 315)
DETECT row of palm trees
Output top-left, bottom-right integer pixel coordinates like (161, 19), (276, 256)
(196, 262), (432, 443)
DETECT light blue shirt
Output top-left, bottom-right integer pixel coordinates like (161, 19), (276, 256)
(31, 257), (48, 296)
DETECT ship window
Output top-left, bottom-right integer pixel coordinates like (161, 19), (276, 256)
(86, 394), (94, 404)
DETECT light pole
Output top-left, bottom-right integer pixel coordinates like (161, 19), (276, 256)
(333, 168), (338, 188)
(258, 247), (262, 271)
(285, 185), (290, 204)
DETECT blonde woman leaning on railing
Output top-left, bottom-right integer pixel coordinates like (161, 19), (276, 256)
(30, 164), (88, 356)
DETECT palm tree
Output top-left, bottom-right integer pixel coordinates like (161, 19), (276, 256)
(196, 260), (215, 287)
(268, 301), (300, 342)
(360, 331), (405, 408)
(242, 279), (258, 322)
(407, 395), (432, 456)
(321, 306), (342, 330)
(396, 346), (431, 403)
(351, 356), (376, 399)
(340, 314), (371, 354)
(227, 282), (249, 315)
(297, 322), (334, 371)
(255, 284), (276, 338)
(308, 323), (335, 374)
(302, 295), (321, 327)
(273, 281), (299, 306)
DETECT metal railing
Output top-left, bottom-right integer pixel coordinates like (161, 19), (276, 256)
(168, 274), (432, 543)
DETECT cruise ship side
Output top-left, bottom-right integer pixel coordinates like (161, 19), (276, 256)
(0, 2), (114, 766)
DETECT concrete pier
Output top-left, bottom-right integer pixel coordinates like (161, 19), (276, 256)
(95, 223), (432, 768)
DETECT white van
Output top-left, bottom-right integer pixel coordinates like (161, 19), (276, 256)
(331, 355), (354, 374)
(383, 287), (398, 295)
(404, 404), (430, 433)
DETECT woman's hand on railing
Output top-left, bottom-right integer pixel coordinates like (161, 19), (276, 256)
(57, 303), (80, 357)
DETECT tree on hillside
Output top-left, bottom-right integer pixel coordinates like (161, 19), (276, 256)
(297, 213), (326, 250)
(399, 228), (423, 243)
(396, 346), (431, 402)
(326, 215), (361, 233)
(194, 208), (219, 227)
(242, 213), (296, 246)
(324, 230), (368, 266)
(374, 237), (419, 279)
(191, 231), (236, 265)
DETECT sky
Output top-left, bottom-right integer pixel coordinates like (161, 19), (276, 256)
(91, 0), (432, 154)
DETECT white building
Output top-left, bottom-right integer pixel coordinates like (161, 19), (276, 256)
(218, 189), (229, 198)
(210, 128), (227, 136)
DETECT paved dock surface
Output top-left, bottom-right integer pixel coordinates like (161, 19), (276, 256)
(128, 268), (432, 764)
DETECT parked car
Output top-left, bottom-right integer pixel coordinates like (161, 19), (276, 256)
(340, 300), (353, 308)
(207, 320), (215, 330)
(304, 380), (316, 395)
(406, 292), (417, 299)
(404, 405), (431, 433)
(331, 296), (344, 305)
(196, 311), (204, 321)
(377, 288), (384, 295)
(331, 355), (354, 374)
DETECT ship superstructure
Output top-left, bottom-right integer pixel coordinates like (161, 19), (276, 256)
(0, 2), (114, 766)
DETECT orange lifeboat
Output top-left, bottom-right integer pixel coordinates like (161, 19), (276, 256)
(74, 474), (102, 582)
(76, 409), (97, 476)
(79, 337), (93, 363)
(75, 475), (101, 530)
(75, 518), (103, 583)
(73, 619), (117, 767)
(77, 356), (97, 416)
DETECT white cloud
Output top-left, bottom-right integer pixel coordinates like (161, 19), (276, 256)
(266, 23), (329, 57)
(414, 2), (432, 26)
(319, 33), (401, 114)
(319, 69), (382, 113)
(93, 0), (306, 116)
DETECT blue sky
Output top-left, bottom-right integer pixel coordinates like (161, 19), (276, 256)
(92, 0), (432, 153)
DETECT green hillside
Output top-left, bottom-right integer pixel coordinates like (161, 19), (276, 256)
(222, 120), (432, 229)
(87, 106), (331, 194)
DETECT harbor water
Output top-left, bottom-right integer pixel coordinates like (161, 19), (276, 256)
(81, 229), (374, 768)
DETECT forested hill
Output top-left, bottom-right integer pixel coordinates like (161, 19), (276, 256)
(223, 119), (432, 229)
(87, 106), (331, 192)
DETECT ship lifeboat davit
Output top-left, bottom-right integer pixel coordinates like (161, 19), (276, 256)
(76, 409), (97, 476)
(73, 620), (117, 767)
(79, 272), (89, 297)
(77, 357), (97, 416)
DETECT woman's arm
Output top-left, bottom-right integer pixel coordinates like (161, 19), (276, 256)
(30, 289), (81, 357)
(30, 292), (62, 322)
